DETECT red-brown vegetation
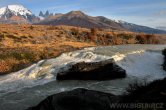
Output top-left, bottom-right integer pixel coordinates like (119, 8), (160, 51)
(0, 24), (165, 74)
(136, 34), (159, 44)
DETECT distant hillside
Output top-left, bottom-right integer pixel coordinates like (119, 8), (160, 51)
(117, 20), (166, 34)
(36, 11), (126, 31)
(0, 3), (166, 34)
(37, 11), (166, 34)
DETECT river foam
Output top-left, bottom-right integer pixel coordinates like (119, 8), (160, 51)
(0, 45), (166, 110)
(0, 49), (111, 93)
(0, 45), (165, 93)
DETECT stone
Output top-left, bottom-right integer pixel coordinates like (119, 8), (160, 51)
(26, 88), (119, 110)
(57, 59), (126, 80)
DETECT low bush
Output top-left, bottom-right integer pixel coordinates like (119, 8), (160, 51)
(136, 34), (159, 44)
(121, 78), (166, 104)
(71, 28), (79, 36)
(0, 58), (29, 74)
(117, 33), (134, 40)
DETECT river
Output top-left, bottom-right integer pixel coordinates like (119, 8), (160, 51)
(0, 44), (166, 110)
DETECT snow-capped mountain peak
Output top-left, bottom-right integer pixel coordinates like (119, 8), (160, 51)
(0, 4), (32, 17)
(0, 7), (6, 15)
(8, 4), (32, 15)
(0, 4), (40, 24)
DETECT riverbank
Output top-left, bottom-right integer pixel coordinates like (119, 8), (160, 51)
(27, 76), (166, 110)
(0, 24), (164, 75)
(26, 48), (166, 110)
(0, 45), (165, 110)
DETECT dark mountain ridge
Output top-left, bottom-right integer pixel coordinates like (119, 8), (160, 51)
(0, 4), (165, 34)
(37, 10), (166, 34)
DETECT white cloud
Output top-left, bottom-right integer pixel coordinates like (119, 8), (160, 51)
(156, 10), (166, 16)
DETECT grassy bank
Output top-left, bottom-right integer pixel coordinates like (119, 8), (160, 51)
(0, 24), (165, 74)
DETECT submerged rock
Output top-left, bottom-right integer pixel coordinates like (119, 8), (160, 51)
(26, 88), (119, 110)
(57, 59), (126, 80)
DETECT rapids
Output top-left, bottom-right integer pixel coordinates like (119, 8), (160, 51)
(0, 44), (166, 110)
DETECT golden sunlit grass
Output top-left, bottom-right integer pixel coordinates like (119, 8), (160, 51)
(0, 24), (165, 74)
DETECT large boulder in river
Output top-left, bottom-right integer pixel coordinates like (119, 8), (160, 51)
(57, 59), (126, 80)
(26, 88), (119, 110)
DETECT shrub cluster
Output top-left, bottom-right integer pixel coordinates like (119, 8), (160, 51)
(121, 78), (166, 104)
(136, 34), (159, 44)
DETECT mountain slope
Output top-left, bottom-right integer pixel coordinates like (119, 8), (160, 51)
(37, 11), (166, 34)
(117, 20), (166, 34)
(0, 4), (39, 24)
(37, 11), (125, 30)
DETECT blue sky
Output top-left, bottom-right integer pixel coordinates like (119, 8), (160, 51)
(0, 0), (166, 28)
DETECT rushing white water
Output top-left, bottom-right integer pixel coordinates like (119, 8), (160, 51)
(0, 44), (166, 110)
(116, 51), (165, 81)
(0, 50), (111, 93)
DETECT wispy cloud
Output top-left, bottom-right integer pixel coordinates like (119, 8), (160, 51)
(45, 3), (79, 11)
(0, 0), (165, 28)
(156, 26), (166, 30)
(155, 10), (166, 16)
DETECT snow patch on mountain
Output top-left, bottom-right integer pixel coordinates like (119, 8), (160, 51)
(0, 7), (6, 16)
(8, 5), (32, 15)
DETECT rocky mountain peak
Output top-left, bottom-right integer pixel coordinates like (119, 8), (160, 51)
(0, 4), (39, 24)
(64, 11), (88, 19)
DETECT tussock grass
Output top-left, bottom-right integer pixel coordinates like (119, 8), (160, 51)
(0, 24), (164, 74)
